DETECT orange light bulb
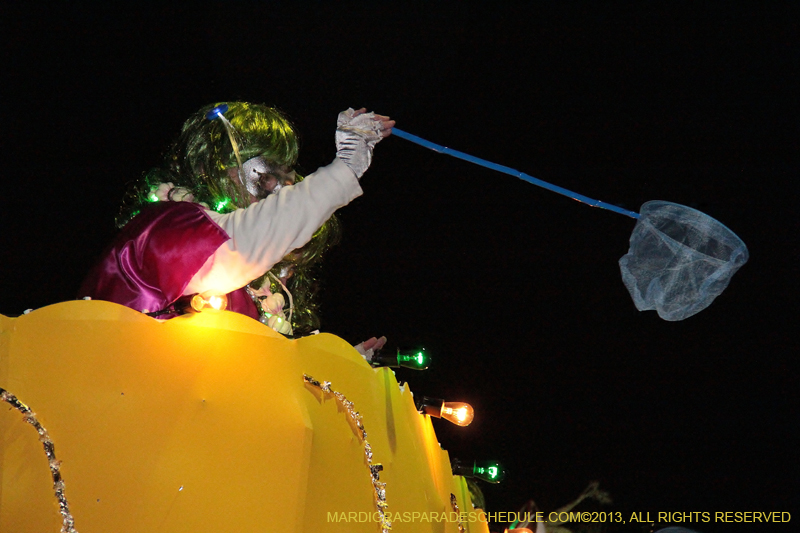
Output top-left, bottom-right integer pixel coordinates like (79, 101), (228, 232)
(190, 293), (229, 312)
(207, 294), (227, 310)
(440, 402), (474, 427)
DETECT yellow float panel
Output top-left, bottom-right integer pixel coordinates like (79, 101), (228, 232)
(0, 301), (489, 533)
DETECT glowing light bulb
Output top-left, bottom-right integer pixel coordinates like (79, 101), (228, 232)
(472, 460), (505, 483)
(396, 348), (429, 370)
(415, 397), (474, 427)
(371, 347), (430, 370)
(440, 402), (474, 427)
(207, 294), (226, 310)
(214, 198), (231, 212)
(189, 293), (228, 313)
(452, 459), (505, 484)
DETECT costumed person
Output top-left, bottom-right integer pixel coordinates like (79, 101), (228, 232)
(80, 102), (393, 338)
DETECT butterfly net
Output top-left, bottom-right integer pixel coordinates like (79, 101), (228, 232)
(619, 201), (748, 321)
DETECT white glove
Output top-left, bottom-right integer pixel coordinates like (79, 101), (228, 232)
(353, 336), (387, 362)
(335, 108), (386, 178)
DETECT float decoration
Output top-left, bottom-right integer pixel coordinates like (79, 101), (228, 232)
(1, 301), (489, 532)
(451, 459), (506, 484)
(303, 374), (392, 533)
(369, 347), (430, 370)
(0, 388), (78, 533)
(416, 397), (475, 427)
(450, 493), (466, 533)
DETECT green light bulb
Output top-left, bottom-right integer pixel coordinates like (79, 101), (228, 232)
(397, 348), (429, 370)
(214, 198), (231, 212)
(472, 461), (505, 484)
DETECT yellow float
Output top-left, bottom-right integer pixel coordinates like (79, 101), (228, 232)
(0, 301), (489, 532)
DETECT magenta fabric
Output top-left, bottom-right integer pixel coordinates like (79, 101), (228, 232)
(226, 286), (261, 321)
(80, 202), (258, 319)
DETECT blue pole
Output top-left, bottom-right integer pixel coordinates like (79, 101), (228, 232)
(391, 128), (640, 219)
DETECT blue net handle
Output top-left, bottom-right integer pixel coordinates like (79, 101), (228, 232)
(391, 128), (640, 219)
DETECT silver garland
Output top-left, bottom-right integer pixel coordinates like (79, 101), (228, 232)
(450, 493), (466, 533)
(303, 374), (391, 533)
(0, 388), (78, 533)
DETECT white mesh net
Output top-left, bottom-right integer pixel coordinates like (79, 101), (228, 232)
(619, 201), (749, 321)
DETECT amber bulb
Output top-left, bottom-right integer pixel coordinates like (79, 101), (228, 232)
(206, 294), (227, 310)
(440, 402), (474, 427)
(190, 293), (229, 312)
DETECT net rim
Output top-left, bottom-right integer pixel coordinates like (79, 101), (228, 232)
(639, 200), (749, 263)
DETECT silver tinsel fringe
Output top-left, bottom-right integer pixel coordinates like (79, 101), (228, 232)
(1, 388), (78, 533)
(303, 374), (392, 532)
(450, 493), (466, 533)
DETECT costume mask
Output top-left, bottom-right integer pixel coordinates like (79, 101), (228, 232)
(240, 156), (295, 199)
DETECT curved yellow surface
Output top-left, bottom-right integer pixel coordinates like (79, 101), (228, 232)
(0, 301), (488, 533)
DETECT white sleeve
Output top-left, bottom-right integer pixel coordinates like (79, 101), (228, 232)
(184, 157), (362, 296)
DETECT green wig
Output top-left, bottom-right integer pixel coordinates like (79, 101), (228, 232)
(118, 102), (341, 335)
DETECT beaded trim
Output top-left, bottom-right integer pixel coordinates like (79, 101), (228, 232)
(0, 388), (78, 533)
(303, 374), (391, 532)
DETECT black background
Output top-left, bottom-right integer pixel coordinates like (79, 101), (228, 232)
(2, 4), (797, 532)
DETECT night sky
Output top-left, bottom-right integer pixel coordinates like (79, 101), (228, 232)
(2, 5), (797, 532)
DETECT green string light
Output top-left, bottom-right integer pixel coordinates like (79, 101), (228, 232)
(452, 459), (506, 484)
(472, 461), (505, 483)
(214, 198), (231, 212)
(371, 347), (430, 370)
(397, 349), (429, 370)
